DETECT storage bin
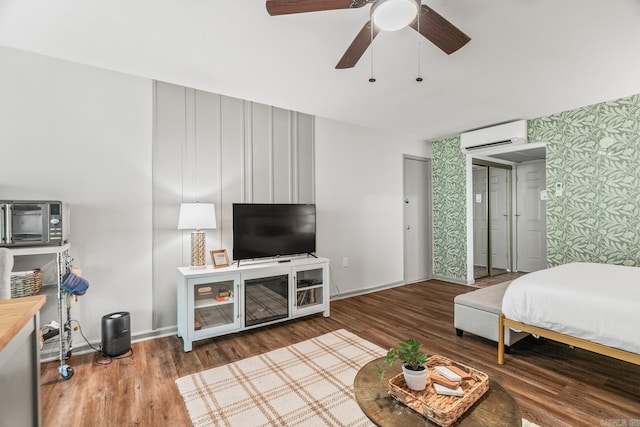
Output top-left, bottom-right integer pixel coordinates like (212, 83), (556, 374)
(10, 269), (42, 298)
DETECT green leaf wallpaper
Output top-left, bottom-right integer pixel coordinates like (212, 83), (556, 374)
(530, 93), (640, 267)
(432, 137), (467, 280)
(431, 93), (640, 282)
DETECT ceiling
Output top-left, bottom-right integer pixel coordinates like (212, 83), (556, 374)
(486, 146), (546, 164)
(1, 0), (640, 142)
(472, 142), (547, 164)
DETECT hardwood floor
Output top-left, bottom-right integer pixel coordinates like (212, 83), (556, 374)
(473, 271), (526, 288)
(41, 279), (640, 427)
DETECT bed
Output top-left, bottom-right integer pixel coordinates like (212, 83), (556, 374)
(497, 262), (640, 365)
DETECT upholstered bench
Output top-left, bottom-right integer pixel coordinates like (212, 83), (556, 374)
(454, 281), (529, 349)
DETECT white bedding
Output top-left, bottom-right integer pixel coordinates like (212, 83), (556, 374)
(502, 262), (640, 355)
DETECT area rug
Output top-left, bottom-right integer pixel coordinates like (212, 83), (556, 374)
(176, 329), (386, 426)
(176, 329), (542, 427)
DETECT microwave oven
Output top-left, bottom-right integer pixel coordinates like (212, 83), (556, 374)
(0, 200), (69, 247)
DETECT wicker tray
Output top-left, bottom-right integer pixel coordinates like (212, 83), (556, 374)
(388, 355), (489, 427)
(10, 269), (42, 298)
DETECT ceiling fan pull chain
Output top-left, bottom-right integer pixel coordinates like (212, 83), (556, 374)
(416, 10), (423, 82)
(369, 21), (376, 83)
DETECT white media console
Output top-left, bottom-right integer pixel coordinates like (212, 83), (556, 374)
(176, 256), (330, 352)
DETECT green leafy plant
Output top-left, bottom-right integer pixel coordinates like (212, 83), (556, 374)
(376, 338), (429, 382)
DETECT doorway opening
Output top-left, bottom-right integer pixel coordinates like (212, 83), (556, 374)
(472, 160), (512, 280)
(466, 142), (547, 284)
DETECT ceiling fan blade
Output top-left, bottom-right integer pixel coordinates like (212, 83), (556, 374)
(410, 5), (470, 54)
(266, 0), (365, 16)
(336, 20), (380, 69)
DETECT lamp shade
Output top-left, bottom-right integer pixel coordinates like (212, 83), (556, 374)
(177, 203), (217, 230)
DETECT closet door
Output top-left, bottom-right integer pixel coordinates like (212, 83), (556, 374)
(472, 165), (488, 279)
(490, 167), (510, 274)
(472, 162), (512, 279)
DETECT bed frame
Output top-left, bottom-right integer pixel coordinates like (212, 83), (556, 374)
(498, 313), (640, 366)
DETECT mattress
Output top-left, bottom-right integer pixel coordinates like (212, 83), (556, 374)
(502, 262), (640, 355)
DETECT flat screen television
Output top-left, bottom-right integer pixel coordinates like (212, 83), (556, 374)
(232, 203), (316, 261)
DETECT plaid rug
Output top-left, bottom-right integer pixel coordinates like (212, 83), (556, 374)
(176, 329), (542, 427)
(175, 329), (386, 426)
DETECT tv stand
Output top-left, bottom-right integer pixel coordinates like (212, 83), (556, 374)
(176, 257), (330, 352)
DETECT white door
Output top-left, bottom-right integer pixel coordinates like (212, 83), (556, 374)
(516, 161), (547, 272)
(403, 156), (433, 283)
(472, 166), (488, 275)
(490, 168), (510, 271)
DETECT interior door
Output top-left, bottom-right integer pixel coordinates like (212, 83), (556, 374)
(516, 161), (547, 272)
(472, 166), (488, 278)
(403, 156), (433, 283)
(490, 168), (510, 273)
(472, 161), (512, 279)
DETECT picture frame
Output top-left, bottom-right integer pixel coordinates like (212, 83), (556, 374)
(210, 249), (230, 268)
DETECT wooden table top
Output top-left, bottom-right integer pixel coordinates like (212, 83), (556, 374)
(0, 295), (46, 351)
(354, 357), (521, 427)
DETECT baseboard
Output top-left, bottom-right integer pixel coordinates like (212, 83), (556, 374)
(431, 275), (470, 285)
(330, 275), (477, 300)
(40, 325), (179, 362)
(42, 276), (469, 362)
(330, 281), (406, 300)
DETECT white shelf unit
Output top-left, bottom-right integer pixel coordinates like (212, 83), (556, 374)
(9, 243), (74, 377)
(177, 256), (330, 352)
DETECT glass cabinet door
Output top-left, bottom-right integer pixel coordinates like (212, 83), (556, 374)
(293, 267), (325, 314)
(191, 275), (239, 336)
(244, 274), (289, 327)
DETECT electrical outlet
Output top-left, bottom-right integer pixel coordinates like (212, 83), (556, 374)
(342, 257), (349, 268)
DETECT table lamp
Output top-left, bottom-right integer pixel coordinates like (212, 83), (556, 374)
(178, 202), (217, 269)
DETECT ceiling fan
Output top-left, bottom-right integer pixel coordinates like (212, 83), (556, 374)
(265, 0), (471, 69)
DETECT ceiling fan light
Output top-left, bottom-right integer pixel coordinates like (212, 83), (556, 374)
(372, 0), (419, 32)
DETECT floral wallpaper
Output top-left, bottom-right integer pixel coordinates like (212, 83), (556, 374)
(530, 93), (640, 267)
(430, 93), (640, 282)
(432, 137), (467, 280)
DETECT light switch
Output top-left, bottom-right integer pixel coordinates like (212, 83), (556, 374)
(555, 182), (563, 197)
(540, 189), (547, 201)
(475, 193), (482, 203)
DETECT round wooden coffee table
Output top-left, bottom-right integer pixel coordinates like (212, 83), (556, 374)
(354, 357), (521, 427)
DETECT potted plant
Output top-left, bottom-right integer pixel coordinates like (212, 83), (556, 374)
(377, 338), (430, 391)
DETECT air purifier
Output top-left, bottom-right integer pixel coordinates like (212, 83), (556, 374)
(101, 311), (131, 357)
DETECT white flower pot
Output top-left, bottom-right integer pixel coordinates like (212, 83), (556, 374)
(402, 364), (429, 391)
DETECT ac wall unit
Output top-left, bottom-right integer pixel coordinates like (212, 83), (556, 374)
(460, 120), (527, 153)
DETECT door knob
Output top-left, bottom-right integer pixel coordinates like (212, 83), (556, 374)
(406, 226), (411, 230)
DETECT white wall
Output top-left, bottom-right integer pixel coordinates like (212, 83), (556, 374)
(152, 83), (316, 330)
(315, 118), (431, 297)
(0, 46), (153, 342)
(0, 45), (433, 348)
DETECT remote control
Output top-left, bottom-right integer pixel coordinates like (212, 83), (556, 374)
(435, 366), (462, 382)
